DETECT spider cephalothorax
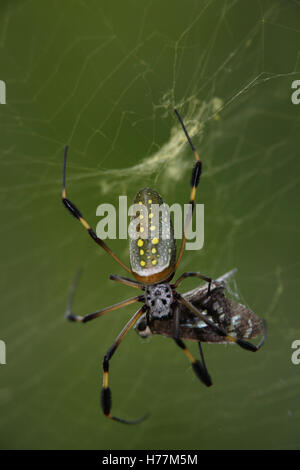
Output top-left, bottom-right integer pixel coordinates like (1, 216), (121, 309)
(145, 283), (174, 319)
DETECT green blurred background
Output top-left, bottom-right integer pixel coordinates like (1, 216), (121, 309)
(0, 0), (300, 450)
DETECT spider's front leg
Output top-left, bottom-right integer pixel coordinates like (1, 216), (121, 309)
(101, 305), (149, 424)
(62, 145), (131, 274)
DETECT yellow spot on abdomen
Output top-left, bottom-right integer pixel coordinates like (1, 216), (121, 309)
(140, 260), (146, 267)
(137, 239), (143, 247)
(152, 237), (159, 245)
(152, 259), (157, 266)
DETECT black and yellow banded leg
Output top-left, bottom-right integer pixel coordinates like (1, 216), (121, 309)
(198, 342), (211, 383)
(66, 295), (144, 323)
(174, 109), (201, 163)
(172, 301), (212, 386)
(174, 338), (212, 387)
(65, 269), (144, 323)
(172, 272), (212, 296)
(177, 294), (260, 352)
(101, 305), (149, 424)
(109, 274), (144, 291)
(62, 145), (131, 274)
(174, 109), (202, 272)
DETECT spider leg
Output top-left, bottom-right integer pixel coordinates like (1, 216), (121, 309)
(172, 272), (212, 296)
(176, 293), (262, 352)
(198, 342), (213, 386)
(174, 338), (212, 387)
(172, 303), (212, 387)
(101, 305), (149, 424)
(62, 145), (131, 274)
(65, 270), (144, 323)
(109, 274), (144, 290)
(174, 109), (202, 272)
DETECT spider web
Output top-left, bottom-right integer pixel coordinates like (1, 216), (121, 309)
(0, 0), (300, 450)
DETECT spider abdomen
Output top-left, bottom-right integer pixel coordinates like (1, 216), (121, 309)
(129, 188), (176, 285)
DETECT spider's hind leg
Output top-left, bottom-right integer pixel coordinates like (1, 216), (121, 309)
(198, 342), (213, 386)
(174, 338), (212, 387)
(172, 302), (212, 387)
(101, 305), (149, 424)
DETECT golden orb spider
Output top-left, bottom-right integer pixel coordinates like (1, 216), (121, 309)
(62, 109), (265, 424)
